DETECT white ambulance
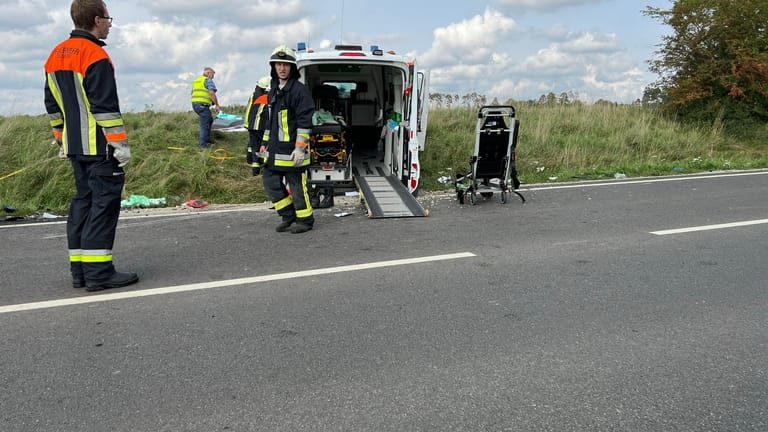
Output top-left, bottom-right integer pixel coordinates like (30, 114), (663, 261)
(295, 43), (430, 218)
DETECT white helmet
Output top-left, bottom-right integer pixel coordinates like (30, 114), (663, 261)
(257, 76), (271, 89)
(269, 45), (296, 65)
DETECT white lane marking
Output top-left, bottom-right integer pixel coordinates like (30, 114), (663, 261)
(650, 219), (768, 235)
(525, 170), (768, 191)
(0, 252), (476, 315)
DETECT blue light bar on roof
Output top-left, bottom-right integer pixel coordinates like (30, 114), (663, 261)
(297, 42), (307, 52)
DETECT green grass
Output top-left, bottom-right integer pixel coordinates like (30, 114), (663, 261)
(2, 104), (767, 215)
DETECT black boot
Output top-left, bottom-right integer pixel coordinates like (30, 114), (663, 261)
(276, 218), (295, 232)
(86, 271), (139, 292)
(290, 223), (313, 234)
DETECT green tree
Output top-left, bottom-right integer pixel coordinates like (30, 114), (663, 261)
(645, 0), (768, 127)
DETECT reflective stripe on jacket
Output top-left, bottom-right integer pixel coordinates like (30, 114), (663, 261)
(264, 79), (314, 171)
(191, 75), (213, 104)
(44, 30), (127, 156)
(244, 88), (269, 131)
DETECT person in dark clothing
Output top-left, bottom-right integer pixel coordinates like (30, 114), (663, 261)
(44, 0), (138, 291)
(244, 75), (271, 176)
(261, 45), (316, 234)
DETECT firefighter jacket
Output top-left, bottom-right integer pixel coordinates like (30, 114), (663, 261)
(244, 87), (269, 131)
(263, 78), (314, 171)
(191, 75), (214, 105)
(44, 30), (127, 157)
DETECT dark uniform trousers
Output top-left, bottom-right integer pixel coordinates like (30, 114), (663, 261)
(262, 166), (314, 226)
(68, 156), (125, 282)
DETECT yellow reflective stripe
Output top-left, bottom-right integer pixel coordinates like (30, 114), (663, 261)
(81, 255), (113, 263)
(274, 159), (309, 167)
(68, 249), (82, 262)
(254, 105), (266, 129)
(93, 113), (125, 128)
(274, 195), (293, 211)
(74, 73), (100, 156)
(279, 110), (289, 141)
(296, 172), (313, 218)
(48, 112), (63, 128)
(47, 75), (66, 132)
(296, 207), (313, 218)
(81, 249), (113, 263)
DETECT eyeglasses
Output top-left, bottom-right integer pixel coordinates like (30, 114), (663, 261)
(99, 16), (113, 23)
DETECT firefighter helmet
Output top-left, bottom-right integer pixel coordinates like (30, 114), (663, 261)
(269, 45), (297, 65)
(257, 76), (271, 89)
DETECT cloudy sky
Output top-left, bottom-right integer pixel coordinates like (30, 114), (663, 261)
(1, 0), (671, 116)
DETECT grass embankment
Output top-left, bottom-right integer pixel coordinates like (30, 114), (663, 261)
(1, 104), (766, 215)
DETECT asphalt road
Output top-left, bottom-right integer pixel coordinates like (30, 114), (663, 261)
(1, 170), (767, 431)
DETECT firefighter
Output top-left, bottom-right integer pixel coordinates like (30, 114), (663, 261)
(262, 45), (315, 233)
(244, 75), (271, 176)
(44, 0), (138, 291)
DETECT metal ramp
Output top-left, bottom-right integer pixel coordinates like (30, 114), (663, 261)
(353, 163), (426, 218)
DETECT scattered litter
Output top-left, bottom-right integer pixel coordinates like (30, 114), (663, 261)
(121, 195), (166, 209)
(673, 166), (685, 172)
(344, 191), (359, 197)
(614, 172), (626, 179)
(185, 199), (209, 209)
(536, 166), (546, 173)
(41, 212), (62, 219)
(334, 212), (353, 217)
(437, 175), (452, 184)
(548, 176), (558, 181)
(2, 204), (16, 213)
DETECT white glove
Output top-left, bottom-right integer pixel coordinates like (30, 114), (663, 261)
(290, 145), (306, 167)
(108, 141), (132, 167)
(53, 139), (66, 159)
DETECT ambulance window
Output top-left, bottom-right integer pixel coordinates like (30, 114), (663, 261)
(323, 82), (356, 99)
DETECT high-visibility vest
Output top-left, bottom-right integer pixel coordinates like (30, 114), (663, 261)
(191, 76), (212, 104)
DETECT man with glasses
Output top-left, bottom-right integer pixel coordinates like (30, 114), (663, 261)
(44, 0), (139, 292)
(191, 67), (221, 149)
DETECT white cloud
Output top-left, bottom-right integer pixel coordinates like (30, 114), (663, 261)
(420, 8), (518, 68)
(494, 0), (605, 10)
(137, 0), (307, 23)
(560, 32), (619, 52)
(0, 0), (663, 115)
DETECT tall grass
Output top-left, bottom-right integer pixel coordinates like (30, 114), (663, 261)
(2, 104), (767, 215)
(421, 104), (768, 191)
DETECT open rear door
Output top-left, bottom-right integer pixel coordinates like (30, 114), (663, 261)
(416, 69), (430, 150)
(404, 60), (430, 194)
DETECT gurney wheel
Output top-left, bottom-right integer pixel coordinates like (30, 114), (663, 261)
(469, 190), (476, 205)
(501, 190), (508, 204)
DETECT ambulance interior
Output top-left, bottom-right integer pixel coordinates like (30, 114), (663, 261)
(301, 62), (408, 176)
